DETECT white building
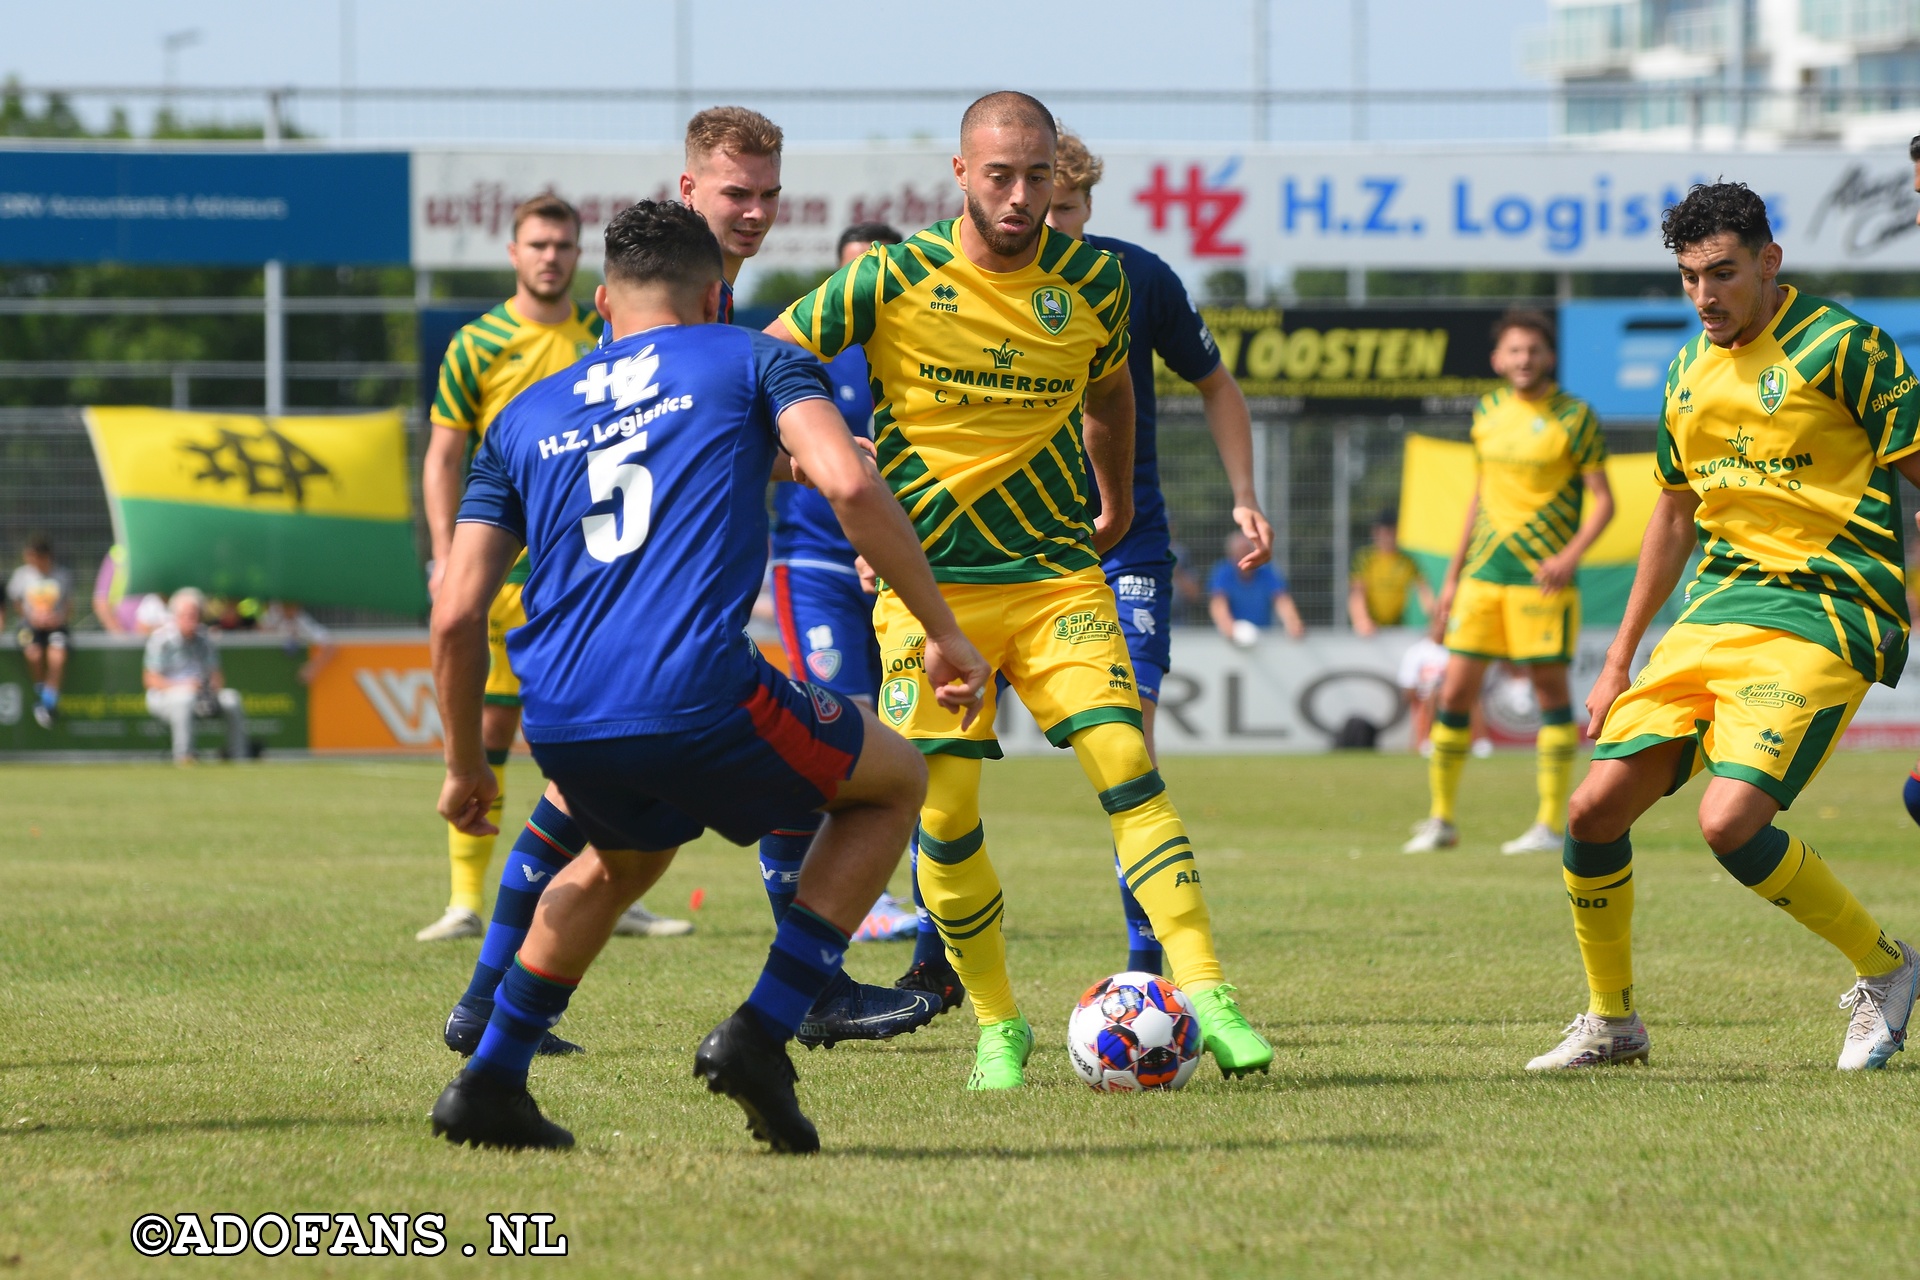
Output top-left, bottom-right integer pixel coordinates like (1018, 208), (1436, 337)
(1525, 0), (1920, 146)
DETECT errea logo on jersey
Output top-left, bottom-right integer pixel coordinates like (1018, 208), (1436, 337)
(574, 346), (661, 410)
(930, 282), (960, 314)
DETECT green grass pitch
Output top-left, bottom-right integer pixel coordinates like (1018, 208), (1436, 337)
(6, 750), (1920, 1277)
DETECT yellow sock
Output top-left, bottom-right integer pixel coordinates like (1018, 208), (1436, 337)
(1428, 711), (1471, 823)
(446, 760), (506, 914)
(1563, 833), (1634, 1017)
(1743, 832), (1902, 977)
(1535, 715), (1579, 831)
(916, 754), (1018, 1025)
(1072, 722), (1223, 993)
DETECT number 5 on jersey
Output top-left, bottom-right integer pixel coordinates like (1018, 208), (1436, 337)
(582, 432), (652, 562)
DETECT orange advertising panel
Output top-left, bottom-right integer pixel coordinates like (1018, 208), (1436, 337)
(306, 636), (794, 752)
(308, 641), (442, 753)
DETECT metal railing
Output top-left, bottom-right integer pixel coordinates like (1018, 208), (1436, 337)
(10, 81), (1920, 146)
(0, 406), (1665, 630)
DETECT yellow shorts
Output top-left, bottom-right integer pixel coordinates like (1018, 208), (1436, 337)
(1446, 577), (1578, 665)
(871, 567), (1142, 758)
(484, 581), (526, 707)
(1593, 623), (1868, 808)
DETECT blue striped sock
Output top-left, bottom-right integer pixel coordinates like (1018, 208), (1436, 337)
(470, 957), (578, 1086)
(458, 798), (585, 1017)
(758, 819), (816, 925)
(1115, 847), (1163, 974)
(1905, 774), (1920, 828)
(745, 903), (849, 1041)
(908, 832), (944, 966)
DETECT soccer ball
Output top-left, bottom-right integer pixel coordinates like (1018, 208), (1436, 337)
(1066, 971), (1202, 1092)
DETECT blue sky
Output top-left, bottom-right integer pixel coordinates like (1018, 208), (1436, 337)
(5, 0), (1550, 144)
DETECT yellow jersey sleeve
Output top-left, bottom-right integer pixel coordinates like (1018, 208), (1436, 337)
(1086, 255), (1133, 381)
(430, 329), (486, 432)
(1569, 399), (1607, 473)
(781, 247), (888, 361)
(1831, 324), (1920, 465)
(1654, 344), (1697, 491)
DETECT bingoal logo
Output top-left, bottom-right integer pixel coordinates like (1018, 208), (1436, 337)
(354, 669), (442, 745)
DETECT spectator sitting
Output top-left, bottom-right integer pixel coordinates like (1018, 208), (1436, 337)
(1349, 510), (1438, 637)
(143, 588), (249, 765)
(7, 535), (73, 729)
(92, 544), (167, 636)
(258, 600), (335, 685)
(1209, 531), (1304, 645)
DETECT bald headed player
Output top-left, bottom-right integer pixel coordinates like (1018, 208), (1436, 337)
(772, 91), (1273, 1089)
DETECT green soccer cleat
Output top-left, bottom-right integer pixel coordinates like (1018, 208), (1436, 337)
(966, 1015), (1034, 1091)
(1189, 984), (1273, 1079)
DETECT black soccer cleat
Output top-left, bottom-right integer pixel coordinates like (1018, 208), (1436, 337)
(694, 1005), (819, 1154)
(443, 1003), (584, 1058)
(430, 1068), (574, 1151)
(895, 954), (966, 1015)
(794, 969), (941, 1048)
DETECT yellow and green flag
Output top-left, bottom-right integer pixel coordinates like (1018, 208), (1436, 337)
(85, 407), (427, 615)
(1397, 433), (1662, 626)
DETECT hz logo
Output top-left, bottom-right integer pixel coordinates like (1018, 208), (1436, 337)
(353, 669), (442, 744)
(573, 346), (661, 410)
(1134, 160), (1246, 258)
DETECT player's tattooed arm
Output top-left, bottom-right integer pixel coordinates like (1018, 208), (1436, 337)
(1586, 486), (1700, 737)
(776, 396), (989, 726)
(1082, 361), (1137, 555)
(430, 521), (522, 834)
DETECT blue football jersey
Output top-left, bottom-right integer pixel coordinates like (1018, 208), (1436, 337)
(771, 345), (873, 570)
(458, 324), (832, 741)
(1084, 234), (1222, 570)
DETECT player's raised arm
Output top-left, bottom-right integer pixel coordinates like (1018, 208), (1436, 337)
(777, 396), (988, 724)
(1081, 360), (1136, 555)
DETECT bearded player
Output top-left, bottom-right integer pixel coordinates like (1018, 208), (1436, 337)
(771, 91), (1272, 1089)
(1044, 126), (1274, 977)
(417, 193), (691, 948)
(1530, 181), (1919, 1072)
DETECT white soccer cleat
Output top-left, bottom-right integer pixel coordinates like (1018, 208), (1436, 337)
(1501, 823), (1562, 855)
(1402, 817), (1458, 854)
(415, 906), (483, 942)
(1525, 1012), (1649, 1070)
(1471, 738), (1495, 759)
(613, 900), (694, 938)
(1837, 940), (1918, 1070)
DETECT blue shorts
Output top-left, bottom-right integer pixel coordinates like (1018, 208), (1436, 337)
(772, 560), (881, 701)
(529, 655), (864, 853)
(1106, 561), (1172, 702)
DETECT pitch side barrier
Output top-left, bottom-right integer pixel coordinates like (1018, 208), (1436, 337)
(12, 627), (1919, 759)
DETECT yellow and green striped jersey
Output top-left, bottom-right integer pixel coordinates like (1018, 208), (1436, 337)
(429, 299), (603, 440)
(1657, 286), (1920, 686)
(780, 219), (1132, 584)
(1465, 384), (1607, 585)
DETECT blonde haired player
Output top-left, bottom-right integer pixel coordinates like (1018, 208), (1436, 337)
(1405, 310), (1615, 855)
(770, 91), (1272, 1089)
(418, 194), (690, 943)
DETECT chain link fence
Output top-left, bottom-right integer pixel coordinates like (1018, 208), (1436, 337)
(2, 405), (1674, 631)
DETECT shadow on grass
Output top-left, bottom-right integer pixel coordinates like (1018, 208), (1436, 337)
(0, 1115), (401, 1139)
(829, 1131), (1437, 1161)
